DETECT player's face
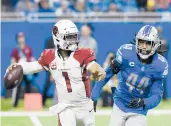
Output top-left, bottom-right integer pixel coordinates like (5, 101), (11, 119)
(138, 40), (152, 55)
(64, 33), (79, 43)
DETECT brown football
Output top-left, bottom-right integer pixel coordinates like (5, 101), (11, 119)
(4, 65), (23, 89)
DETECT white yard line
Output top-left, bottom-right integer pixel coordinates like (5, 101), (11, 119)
(1, 110), (171, 117)
(29, 116), (43, 126)
(1, 111), (53, 117)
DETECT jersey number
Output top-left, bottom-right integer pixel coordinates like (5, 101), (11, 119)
(126, 73), (149, 94)
(62, 72), (72, 93)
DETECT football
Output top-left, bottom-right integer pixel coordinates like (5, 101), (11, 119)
(4, 65), (23, 89)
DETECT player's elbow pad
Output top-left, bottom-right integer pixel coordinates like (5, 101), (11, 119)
(110, 58), (121, 74)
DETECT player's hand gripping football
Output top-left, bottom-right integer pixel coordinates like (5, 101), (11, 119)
(6, 63), (18, 72)
(4, 63), (23, 89)
(5, 63), (19, 76)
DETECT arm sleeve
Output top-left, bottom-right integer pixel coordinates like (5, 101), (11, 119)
(90, 66), (114, 101)
(90, 47), (123, 101)
(144, 60), (168, 110)
(18, 61), (44, 74)
(110, 58), (122, 74)
(144, 79), (163, 110)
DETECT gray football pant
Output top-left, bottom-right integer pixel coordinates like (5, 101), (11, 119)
(109, 104), (147, 126)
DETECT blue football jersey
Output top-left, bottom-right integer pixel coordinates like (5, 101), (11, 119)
(114, 44), (168, 115)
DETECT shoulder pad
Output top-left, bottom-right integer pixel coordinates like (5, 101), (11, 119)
(154, 54), (168, 79)
(74, 48), (95, 66)
(38, 49), (55, 69)
(116, 44), (135, 63)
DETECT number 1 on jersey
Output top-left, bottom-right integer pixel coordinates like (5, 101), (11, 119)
(62, 72), (72, 93)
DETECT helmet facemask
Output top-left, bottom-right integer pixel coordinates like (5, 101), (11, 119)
(136, 39), (160, 59)
(63, 33), (80, 50)
(52, 20), (80, 52)
(135, 25), (161, 60)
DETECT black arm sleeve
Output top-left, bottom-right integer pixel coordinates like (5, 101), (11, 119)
(110, 58), (122, 74)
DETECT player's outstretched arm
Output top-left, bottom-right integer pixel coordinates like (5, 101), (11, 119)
(144, 60), (168, 110)
(91, 66), (115, 101)
(143, 79), (163, 110)
(7, 61), (44, 74)
(87, 61), (106, 81)
(90, 57), (122, 112)
(91, 57), (122, 99)
(5, 61), (44, 89)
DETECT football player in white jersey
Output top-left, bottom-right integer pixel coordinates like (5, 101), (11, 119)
(7, 20), (106, 126)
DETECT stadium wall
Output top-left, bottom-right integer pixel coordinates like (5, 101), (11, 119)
(1, 22), (171, 98)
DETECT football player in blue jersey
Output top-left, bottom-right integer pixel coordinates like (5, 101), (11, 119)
(91, 25), (168, 126)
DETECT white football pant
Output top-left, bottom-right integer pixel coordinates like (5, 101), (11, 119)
(58, 100), (95, 126)
(109, 104), (147, 126)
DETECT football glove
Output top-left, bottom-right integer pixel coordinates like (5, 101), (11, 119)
(128, 98), (145, 108)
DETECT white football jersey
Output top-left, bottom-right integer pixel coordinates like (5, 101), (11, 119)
(38, 48), (95, 105)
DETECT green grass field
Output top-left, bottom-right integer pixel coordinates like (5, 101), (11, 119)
(1, 98), (171, 111)
(1, 98), (171, 126)
(1, 115), (171, 126)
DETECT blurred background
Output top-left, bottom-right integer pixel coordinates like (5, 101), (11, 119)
(1, 0), (171, 126)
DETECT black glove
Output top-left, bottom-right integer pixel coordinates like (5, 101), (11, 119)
(128, 98), (145, 108)
(93, 101), (97, 112)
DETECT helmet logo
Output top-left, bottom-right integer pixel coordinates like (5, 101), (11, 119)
(53, 26), (58, 36)
(143, 25), (152, 37)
